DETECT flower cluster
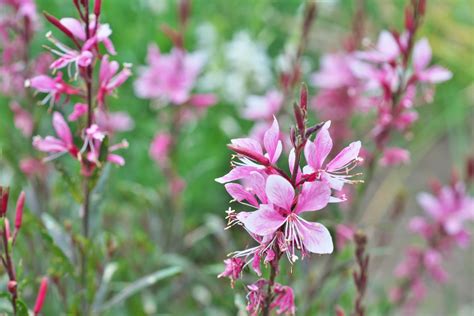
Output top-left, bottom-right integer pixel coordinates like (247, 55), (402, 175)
(390, 177), (474, 313)
(27, 0), (132, 173)
(217, 86), (363, 314)
(1, 186), (48, 315)
(135, 0), (216, 197)
(353, 0), (451, 165)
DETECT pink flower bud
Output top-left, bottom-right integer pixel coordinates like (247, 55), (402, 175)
(0, 187), (9, 216)
(94, 0), (102, 17)
(34, 277), (48, 315)
(300, 83), (308, 111)
(15, 191), (25, 230)
(4, 218), (11, 240)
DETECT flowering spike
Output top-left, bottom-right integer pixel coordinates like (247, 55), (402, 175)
(33, 277), (48, 315)
(0, 187), (10, 217)
(15, 191), (26, 230)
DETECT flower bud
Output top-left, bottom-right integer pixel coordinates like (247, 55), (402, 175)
(299, 83), (308, 111)
(94, 0), (102, 17)
(43, 12), (76, 41)
(7, 281), (17, 294)
(0, 187), (9, 217)
(293, 102), (305, 134)
(15, 191), (25, 230)
(4, 218), (11, 241)
(34, 277), (48, 315)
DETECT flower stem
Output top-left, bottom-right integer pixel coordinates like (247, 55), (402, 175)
(262, 259), (278, 316)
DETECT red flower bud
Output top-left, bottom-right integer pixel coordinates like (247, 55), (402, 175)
(4, 218), (11, 241)
(466, 156), (474, 183)
(15, 191), (25, 230)
(418, 0), (426, 15)
(43, 12), (76, 40)
(94, 0), (102, 17)
(34, 277), (48, 315)
(404, 7), (414, 32)
(0, 187), (9, 217)
(179, 0), (190, 27)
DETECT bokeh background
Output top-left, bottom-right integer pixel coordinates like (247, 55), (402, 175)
(0, 0), (473, 315)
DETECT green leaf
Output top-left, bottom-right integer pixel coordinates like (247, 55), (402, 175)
(16, 299), (29, 316)
(97, 266), (182, 312)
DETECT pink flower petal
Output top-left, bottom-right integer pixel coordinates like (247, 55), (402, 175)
(237, 205), (286, 236)
(225, 183), (258, 206)
(306, 121), (333, 170)
(60, 17), (85, 40)
(295, 218), (333, 254)
(419, 66), (452, 83)
(327, 140), (361, 171)
(230, 138), (263, 156)
(413, 38), (432, 72)
(189, 94), (217, 108)
(263, 117), (282, 164)
(265, 175), (294, 210)
(215, 166), (258, 184)
(295, 181), (330, 214)
(52, 112), (72, 146)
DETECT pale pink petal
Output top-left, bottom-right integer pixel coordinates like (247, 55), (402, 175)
(419, 66), (452, 83)
(230, 138), (263, 155)
(296, 218), (333, 254)
(413, 38), (432, 72)
(379, 147), (410, 166)
(309, 121), (333, 169)
(215, 166), (257, 184)
(265, 175), (294, 210)
(225, 183), (258, 206)
(263, 117), (282, 164)
(236, 205), (286, 236)
(107, 154), (125, 166)
(417, 192), (441, 219)
(60, 17), (85, 40)
(28, 75), (55, 92)
(295, 181), (331, 214)
(33, 136), (66, 153)
(327, 140), (361, 171)
(377, 30), (400, 61)
(52, 112), (72, 146)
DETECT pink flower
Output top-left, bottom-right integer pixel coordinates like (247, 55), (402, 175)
(417, 182), (474, 240)
(246, 279), (267, 316)
(303, 121), (362, 191)
(218, 258), (245, 284)
(10, 101), (33, 137)
(97, 55), (132, 107)
(412, 39), (452, 84)
(236, 175), (333, 262)
(95, 110), (134, 134)
(33, 112), (79, 160)
(355, 31), (401, 63)
(68, 103), (88, 121)
(149, 132), (172, 168)
(134, 44), (206, 104)
(379, 147), (410, 166)
(26, 72), (80, 105)
(271, 284), (296, 315)
(243, 90), (283, 121)
(215, 117), (282, 184)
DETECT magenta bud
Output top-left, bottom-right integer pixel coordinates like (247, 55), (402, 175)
(94, 0), (102, 16)
(4, 218), (11, 241)
(43, 12), (75, 40)
(300, 83), (308, 111)
(15, 191), (25, 230)
(34, 277), (48, 315)
(227, 145), (270, 166)
(293, 102), (305, 133)
(0, 187), (10, 217)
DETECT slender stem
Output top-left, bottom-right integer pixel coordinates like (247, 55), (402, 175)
(81, 1), (93, 313)
(262, 259), (278, 316)
(2, 223), (17, 315)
